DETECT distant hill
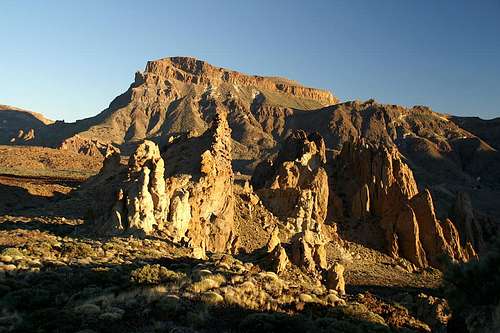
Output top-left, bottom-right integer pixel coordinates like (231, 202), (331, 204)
(451, 116), (500, 150)
(0, 104), (53, 144)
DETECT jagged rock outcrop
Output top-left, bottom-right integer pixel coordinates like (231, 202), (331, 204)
(252, 130), (329, 232)
(58, 135), (119, 157)
(451, 192), (485, 252)
(332, 141), (476, 268)
(262, 227), (289, 274)
(290, 229), (329, 274)
(88, 110), (236, 257)
(326, 263), (346, 295)
(410, 190), (477, 266)
(251, 130), (334, 275)
(266, 227), (281, 253)
(91, 141), (167, 235)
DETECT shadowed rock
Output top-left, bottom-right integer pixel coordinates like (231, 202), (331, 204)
(332, 141), (477, 268)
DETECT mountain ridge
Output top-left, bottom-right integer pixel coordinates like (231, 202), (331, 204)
(1, 57), (499, 202)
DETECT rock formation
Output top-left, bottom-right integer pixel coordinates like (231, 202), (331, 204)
(0, 104), (52, 145)
(58, 135), (119, 157)
(260, 219), (329, 277)
(252, 130), (329, 233)
(451, 192), (485, 252)
(4, 60), (499, 218)
(409, 190), (477, 266)
(89, 110), (236, 257)
(262, 227), (289, 275)
(332, 141), (476, 268)
(290, 229), (329, 274)
(4, 57), (496, 272)
(326, 263), (346, 295)
(251, 130), (335, 276)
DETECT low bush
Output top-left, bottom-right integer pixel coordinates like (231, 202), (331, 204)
(444, 239), (500, 333)
(130, 264), (185, 285)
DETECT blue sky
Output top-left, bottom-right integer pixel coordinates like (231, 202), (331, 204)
(1, 0), (499, 121)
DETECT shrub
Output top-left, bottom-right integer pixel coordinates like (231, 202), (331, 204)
(61, 242), (94, 258)
(1, 247), (23, 258)
(130, 264), (184, 285)
(3, 288), (51, 310)
(444, 239), (500, 333)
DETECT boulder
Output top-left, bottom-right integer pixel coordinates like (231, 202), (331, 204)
(266, 227), (281, 253)
(326, 263), (346, 295)
(268, 244), (289, 274)
(290, 229), (328, 274)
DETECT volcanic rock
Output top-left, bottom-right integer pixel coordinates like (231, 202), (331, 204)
(351, 184), (370, 220)
(332, 141), (476, 268)
(252, 130), (329, 232)
(58, 135), (119, 157)
(451, 192), (485, 252)
(267, 244), (289, 275)
(290, 229), (329, 274)
(326, 263), (346, 295)
(266, 227), (281, 253)
(88, 110), (236, 256)
(409, 190), (476, 266)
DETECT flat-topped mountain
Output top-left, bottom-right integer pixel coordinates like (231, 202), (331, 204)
(1, 57), (499, 217)
(146, 56), (337, 104)
(3, 57), (336, 153)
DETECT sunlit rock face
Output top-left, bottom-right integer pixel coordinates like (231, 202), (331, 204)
(58, 134), (119, 157)
(252, 130), (329, 233)
(251, 130), (334, 275)
(88, 110), (236, 257)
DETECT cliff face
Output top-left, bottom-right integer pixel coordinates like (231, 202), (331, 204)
(145, 57), (337, 104)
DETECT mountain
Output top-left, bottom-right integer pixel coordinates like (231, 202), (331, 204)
(2, 57), (500, 333)
(450, 116), (500, 150)
(0, 104), (53, 144)
(2, 57), (500, 221)
(2, 57), (336, 155)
